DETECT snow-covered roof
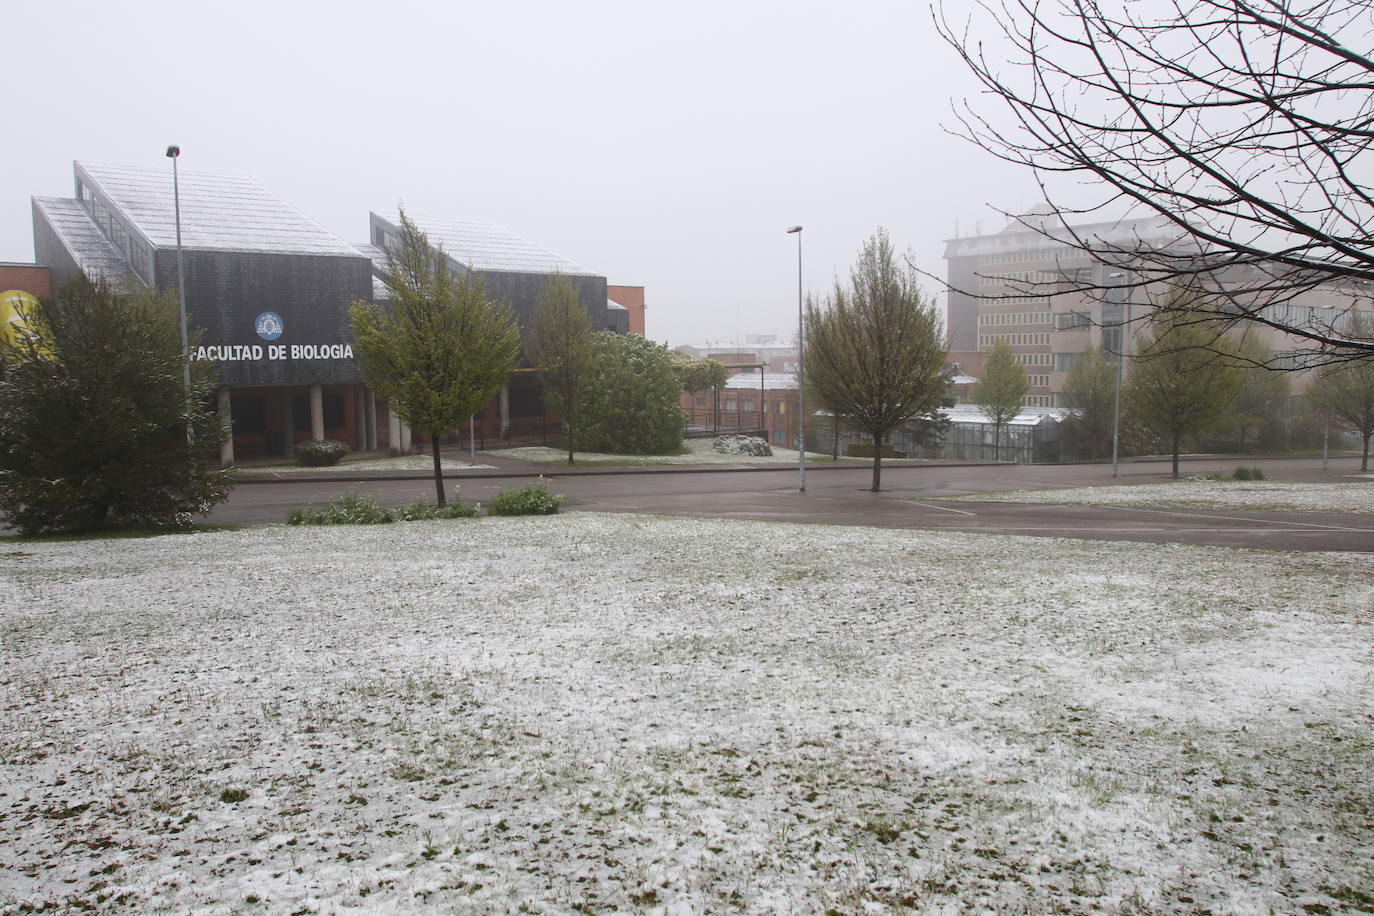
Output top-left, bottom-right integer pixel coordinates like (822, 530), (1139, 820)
(949, 374), (978, 385)
(945, 404), (1069, 427)
(372, 213), (597, 277)
(76, 161), (362, 257)
(607, 299), (627, 311)
(32, 197), (133, 284)
(724, 370), (797, 390)
(354, 242), (389, 276)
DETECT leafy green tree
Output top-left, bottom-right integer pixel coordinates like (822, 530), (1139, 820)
(1125, 304), (1243, 478)
(1060, 345), (1116, 460)
(0, 276), (232, 534)
(971, 338), (1027, 461)
(526, 274), (593, 465)
(672, 353), (731, 429)
(576, 331), (683, 455)
(349, 211), (519, 506)
(672, 353), (730, 396)
(805, 228), (948, 490)
(1226, 336), (1290, 452)
(1307, 316), (1374, 471)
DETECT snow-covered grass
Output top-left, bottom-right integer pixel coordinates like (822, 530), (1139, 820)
(3, 516), (1371, 914)
(485, 437), (865, 466)
(241, 455), (494, 473)
(959, 479), (1374, 515)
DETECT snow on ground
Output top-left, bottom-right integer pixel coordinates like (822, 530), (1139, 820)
(959, 479), (1374, 515)
(3, 516), (1372, 914)
(485, 438), (859, 467)
(242, 455), (495, 473)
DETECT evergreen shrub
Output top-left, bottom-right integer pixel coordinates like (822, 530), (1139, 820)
(295, 439), (349, 466)
(490, 478), (563, 516)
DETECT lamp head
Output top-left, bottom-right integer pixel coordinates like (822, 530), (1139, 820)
(786, 226), (802, 234)
(165, 145), (181, 159)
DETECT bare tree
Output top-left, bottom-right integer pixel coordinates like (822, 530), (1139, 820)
(938, 0), (1374, 364)
(806, 229), (949, 491)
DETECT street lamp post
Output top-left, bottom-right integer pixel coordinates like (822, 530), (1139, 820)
(787, 226), (805, 492)
(1107, 271), (1128, 478)
(166, 145), (192, 442)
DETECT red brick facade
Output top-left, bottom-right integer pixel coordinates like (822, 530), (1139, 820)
(0, 264), (52, 300)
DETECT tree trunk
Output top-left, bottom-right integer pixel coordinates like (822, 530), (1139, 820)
(832, 415), (839, 460)
(995, 423), (1001, 462)
(431, 434), (446, 507)
(871, 432), (883, 492)
(1363, 432), (1370, 472)
(1172, 433), (1181, 479)
(566, 418), (575, 466)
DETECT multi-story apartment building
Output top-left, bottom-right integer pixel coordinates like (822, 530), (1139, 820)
(946, 208), (1371, 406)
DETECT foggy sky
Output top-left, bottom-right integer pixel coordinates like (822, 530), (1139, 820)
(5, 0), (1041, 346)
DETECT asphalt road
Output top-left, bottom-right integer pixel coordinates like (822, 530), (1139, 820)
(209, 455), (1374, 553)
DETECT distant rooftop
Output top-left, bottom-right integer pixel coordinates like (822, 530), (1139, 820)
(371, 212), (597, 276)
(76, 161), (362, 257)
(725, 370), (797, 390)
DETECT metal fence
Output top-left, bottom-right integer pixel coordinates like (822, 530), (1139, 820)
(809, 416), (1063, 464)
(682, 408), (768, 437)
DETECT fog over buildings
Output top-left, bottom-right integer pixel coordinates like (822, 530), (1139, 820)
(5, 0), (1048, 346)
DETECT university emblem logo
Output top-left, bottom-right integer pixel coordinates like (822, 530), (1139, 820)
(254, 311), (284, 341)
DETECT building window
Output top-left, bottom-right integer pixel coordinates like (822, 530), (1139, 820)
(129, 239), (152, 281)
(696, 397), (706, 407)
(773, 430), (785, 445)
(1054, 353), (1087, 372)
(1053, 311), (1092, 330)
(776, 402), (785, 415)
(741, 400), (753, 413)
(724, 399), (737, 410)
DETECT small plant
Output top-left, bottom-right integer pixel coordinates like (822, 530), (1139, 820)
(1232, 465), (1266, 481)
(287, 491), (395, 525)
(395, 501), (478, 520)
(294, 439), (349, 467)
(286, 491), (479, 525)
(219, 787), (250, 804)
(490, 478), (563, 516)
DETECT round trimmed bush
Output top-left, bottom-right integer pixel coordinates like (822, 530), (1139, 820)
(295, 439), (349, 467)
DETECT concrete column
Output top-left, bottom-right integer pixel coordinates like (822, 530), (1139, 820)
(354, 385), (367, 450)
(217, 387), (235, 467)
(282, 389), (295, 455)
(388, 408), (401, 457)
(310, 383), (324, 442)
(365, 389), (378, 450)
(499, 383), (510, 439)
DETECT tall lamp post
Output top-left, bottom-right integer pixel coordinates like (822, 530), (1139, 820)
(1107, 271), (1128, 478)
(166, 145), (192, 442)
(787, 226), (805, 491)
